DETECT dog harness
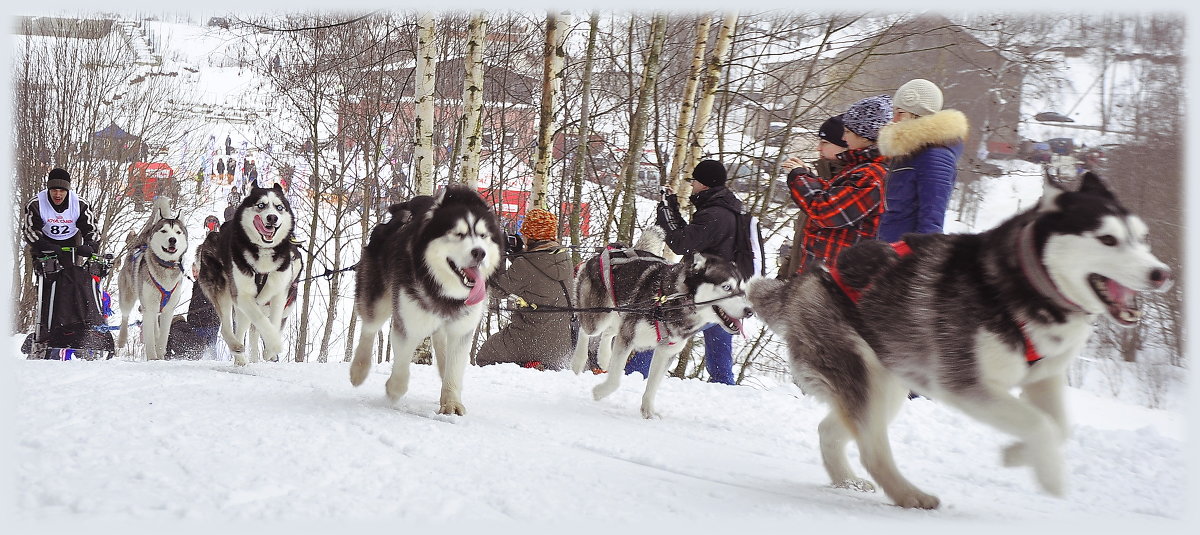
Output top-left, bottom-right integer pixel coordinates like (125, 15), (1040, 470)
(131, 245), (184, 312)
(595, 244), (683, 344)
(827, 240), (1043, 366)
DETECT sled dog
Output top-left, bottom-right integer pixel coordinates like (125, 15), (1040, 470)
(196, 184), (302, 366)
(570, 231), (754, 419)
(349, 185), (504, 415)
(747, 173), (1172, 508)
(117, 198), (189, 360)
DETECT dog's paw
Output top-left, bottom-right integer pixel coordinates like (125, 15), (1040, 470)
(349, 360), (370, 386)
(833, 478), (876, 493)
(593, 382), (618, 401)
(384, 375), (410, 402)
(640, 404), (660, 419)
(233, 353), (248, 366)
(438, 400), (466, 416)
(1002, 442), (1031, 467)
(892, 490), (940, 510)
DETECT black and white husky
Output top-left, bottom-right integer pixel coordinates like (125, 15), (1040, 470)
(196, 184), (302, 366)
(349, 185), (503, 416)
(747, 173), (1172, 509)
(117, 198), (188, 360)
(570, 231), (754, 419)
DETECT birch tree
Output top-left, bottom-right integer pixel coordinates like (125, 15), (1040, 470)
(567, 12), (599, 264)
(457, 12), (487, 186)
(666, 15), (712, 193)
(678, 11), (736, 210)
(530, 11), (569, 211)
(413, 13), (437, 195)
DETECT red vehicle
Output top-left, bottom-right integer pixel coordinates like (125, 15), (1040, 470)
(126, 162), (175, 201)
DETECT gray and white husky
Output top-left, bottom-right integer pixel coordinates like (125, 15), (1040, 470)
(349, 185), (504, 416)
(747, 173), (1172, 509)
(117, 198), (188, 360)
(196, 184), (302, 366)
(570, 231), (754, 419)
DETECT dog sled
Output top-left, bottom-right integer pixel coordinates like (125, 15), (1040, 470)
(21, 246), (117, 360)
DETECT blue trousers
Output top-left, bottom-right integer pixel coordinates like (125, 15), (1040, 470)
(624, 324), (735, 384)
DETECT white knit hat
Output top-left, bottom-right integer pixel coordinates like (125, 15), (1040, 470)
(893, 78), (943, 117)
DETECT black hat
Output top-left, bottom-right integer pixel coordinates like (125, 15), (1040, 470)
(691, 159), (727, 188)
(47, 168), (71, 190)
(818, 115), (849, 148)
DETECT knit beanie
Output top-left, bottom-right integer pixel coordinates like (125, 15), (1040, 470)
(47, 168), (71, 190)
(691, 159), (727, 188)
(893, 78), (943, 117)
(842, 95), (893, 141)
(818, 115), (848, 148)
(522, 208), (558, 242)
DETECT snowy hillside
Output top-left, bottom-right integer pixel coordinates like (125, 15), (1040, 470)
(11, 349), (1187, 525)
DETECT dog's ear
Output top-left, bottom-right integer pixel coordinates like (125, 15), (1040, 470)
(1038, 177), (1066, 212)
(687, 252), (708, 272)
(272, 182), (284, 194)
(1078, 172), (1115, 199)
(432, 186), (448, 208)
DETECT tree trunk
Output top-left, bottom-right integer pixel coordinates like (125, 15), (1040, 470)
(668, 16), (712, 194)
(616, 13), (667, 244)
(459, 13), (487, 186)
(679, 11), (737, 212)
(568, 12), (600, 265)
(413, 13), (437, 195)
(531, 11), (570, 210)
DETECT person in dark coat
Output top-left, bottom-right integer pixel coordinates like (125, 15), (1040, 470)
(475, 208), (574, 371)
(631, 159), (744, 385)
(876, 78), (968, 242)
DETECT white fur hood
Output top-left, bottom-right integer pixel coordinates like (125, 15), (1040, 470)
(877, 109), (970, 159)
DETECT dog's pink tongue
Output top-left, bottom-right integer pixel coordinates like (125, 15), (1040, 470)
(253, 215), (275, 240)
(1106, 278), (1136, 308)
(464, 267), (487, 305)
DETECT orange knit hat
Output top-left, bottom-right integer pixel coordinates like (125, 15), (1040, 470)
(522, 208), (558, 241)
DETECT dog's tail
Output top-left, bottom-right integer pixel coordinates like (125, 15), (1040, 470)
(634, 225), (667, 256)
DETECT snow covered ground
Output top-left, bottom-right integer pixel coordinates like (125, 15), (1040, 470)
(9, 348), (1188, 528)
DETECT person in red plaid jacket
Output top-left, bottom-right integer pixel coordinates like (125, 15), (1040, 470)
(783, 95), (892, 275)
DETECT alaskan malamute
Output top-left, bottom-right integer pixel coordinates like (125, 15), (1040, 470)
(570, 240), (754, 419)
(196, 184), (302, 366)
(747, 173), (1172, 508)
(349, 185), (504, 416)
(116, 198), (189, 360)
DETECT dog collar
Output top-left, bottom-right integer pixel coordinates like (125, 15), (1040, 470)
(1015, 223), (1084, 313)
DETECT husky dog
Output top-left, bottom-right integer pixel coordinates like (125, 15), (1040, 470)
(117, 198), (189, 360)
(747, 173), (1172, 509)
(349, 185), (504, 416)
(197, 184), (302, 366)
(570, 237), (754, 419)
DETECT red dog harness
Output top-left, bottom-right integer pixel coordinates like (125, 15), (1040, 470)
(828, 240), (1042, 365)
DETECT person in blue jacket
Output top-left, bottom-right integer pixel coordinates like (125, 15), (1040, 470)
(876, 78), (969, 242)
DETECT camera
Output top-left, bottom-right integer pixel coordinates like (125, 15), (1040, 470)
(504, 233), (524, 255)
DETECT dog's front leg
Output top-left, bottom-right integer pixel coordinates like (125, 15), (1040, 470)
(141, 305), (160, 361)
(949, 387), (1066, 497)
(431, 327), (470, 416)
(640, 342), (683, 419)
(155, 304), (174, 360)
(384, 324), (422, 405)
(593, 337), (633, 402)
(230, 303), (253, 366)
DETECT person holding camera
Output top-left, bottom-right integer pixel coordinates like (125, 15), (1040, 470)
(475, 208), (575, 371)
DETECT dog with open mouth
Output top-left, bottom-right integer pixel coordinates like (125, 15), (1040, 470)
(570, 230), (754, 419)
(117, 197), (189, 360)
(349, 185), (503, 415)
(747, 172), (1173, 509)
(196, 183), (302, 366)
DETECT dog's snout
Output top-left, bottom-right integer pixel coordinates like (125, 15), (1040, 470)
(266, 214), (278, 225)
(168, 237), (177, 246)
(1150, 267), (1173, 290)
(743, 307), (754, 319)
(470, 247), (486, 261)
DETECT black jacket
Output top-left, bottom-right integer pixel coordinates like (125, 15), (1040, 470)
(657, 186), (743, 259)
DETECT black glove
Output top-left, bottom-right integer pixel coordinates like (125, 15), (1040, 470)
(656, 201), (685, 231)
(786, 166), (812, 180)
